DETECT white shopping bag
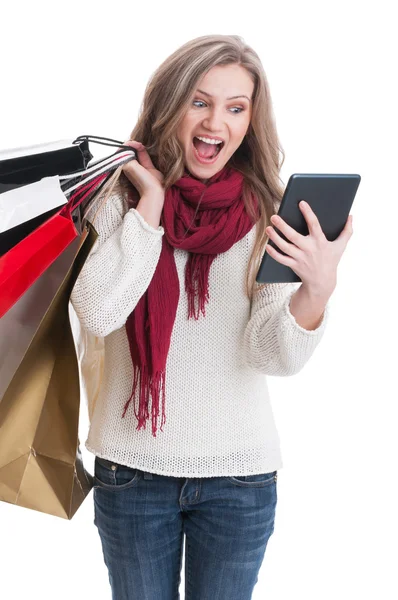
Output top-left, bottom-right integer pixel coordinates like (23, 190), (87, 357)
(0, 176), (67, 232)
(69, 303), (105, 422)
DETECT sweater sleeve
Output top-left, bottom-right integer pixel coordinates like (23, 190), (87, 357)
(242, 282), (330, 376)
(69, 191), (164, 337)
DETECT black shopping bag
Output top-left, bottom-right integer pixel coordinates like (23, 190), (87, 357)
(0, 138), (92, 194)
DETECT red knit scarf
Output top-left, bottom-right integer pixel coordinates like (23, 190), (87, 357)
(123, 165), (260, 436)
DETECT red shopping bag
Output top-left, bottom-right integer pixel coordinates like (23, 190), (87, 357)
(0, 173), (106, 318)
(0, 211), (77, 317)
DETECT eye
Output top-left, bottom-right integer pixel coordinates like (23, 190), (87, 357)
(192, 100), (245, 114)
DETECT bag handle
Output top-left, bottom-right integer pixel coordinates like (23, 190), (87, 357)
(82, 163), (126, 225)
(70, 135), (137, 225)
(73, 135), (133, 152)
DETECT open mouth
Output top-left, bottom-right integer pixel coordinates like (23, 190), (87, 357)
(192, 136), (225, 161)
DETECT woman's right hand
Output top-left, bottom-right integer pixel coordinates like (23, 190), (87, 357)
(121, 140), (165, 198)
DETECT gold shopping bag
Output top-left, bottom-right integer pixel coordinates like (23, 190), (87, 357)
(0, 221), (98, 519)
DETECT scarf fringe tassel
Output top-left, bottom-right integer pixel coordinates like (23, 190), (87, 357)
(122, 364), (166, 438)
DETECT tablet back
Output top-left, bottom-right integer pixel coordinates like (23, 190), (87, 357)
(256, 173), (361, 283)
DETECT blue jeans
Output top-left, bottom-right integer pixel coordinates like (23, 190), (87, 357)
(93, 455), (278, 600)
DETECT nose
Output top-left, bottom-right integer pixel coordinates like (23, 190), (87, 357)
(202, 106), (225, 133)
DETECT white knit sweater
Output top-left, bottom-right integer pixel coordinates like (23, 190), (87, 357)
(70, 190), (330, 478)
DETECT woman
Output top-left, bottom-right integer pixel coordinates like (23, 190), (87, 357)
(71, 34), (352, 600)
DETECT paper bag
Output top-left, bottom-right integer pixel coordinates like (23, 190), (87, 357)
(69, 305), (105, 423)
(0, 221), (98, 520)
(0, 138), (92, 194)
(0, 190), (78, 318)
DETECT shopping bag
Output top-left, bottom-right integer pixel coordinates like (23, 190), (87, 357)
(0, 138), (92, 194)
(0, 175), (68, 232)
(0, 175), (89, 318)
(0, 235), (82, 401)
(0, 205), (77, 318)
(69, 304), (105, 423)
(65, 152), (137, 423)
(0, 142), (136, 317)
(0, 204), (64, 256)
(0, 221), (98, 520)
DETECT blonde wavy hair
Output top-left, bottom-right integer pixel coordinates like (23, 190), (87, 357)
(100, 34), (286, 302)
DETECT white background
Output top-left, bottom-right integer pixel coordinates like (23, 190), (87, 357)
(1, 1), (397, 598)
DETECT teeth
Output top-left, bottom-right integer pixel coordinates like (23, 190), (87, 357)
(195, 136), (223, 145)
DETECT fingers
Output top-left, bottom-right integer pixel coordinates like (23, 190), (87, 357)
(299, 200), (324, 238)
(122, 139), (144, 151)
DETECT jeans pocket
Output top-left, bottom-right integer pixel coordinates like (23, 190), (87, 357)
(93, 455), (141, 490)
(227, 471), (277, 488)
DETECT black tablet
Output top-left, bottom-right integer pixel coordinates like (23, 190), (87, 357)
(256, 173), (361, 284)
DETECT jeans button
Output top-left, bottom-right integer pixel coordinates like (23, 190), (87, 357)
(111, 465), (117, 471)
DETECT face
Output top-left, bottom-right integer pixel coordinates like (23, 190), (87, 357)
(176, 64), (254, 183)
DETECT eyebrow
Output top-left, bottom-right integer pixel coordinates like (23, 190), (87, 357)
(196, 89), (252, 102)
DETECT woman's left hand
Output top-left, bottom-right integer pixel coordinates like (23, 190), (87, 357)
(265, 200), (353, 298)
